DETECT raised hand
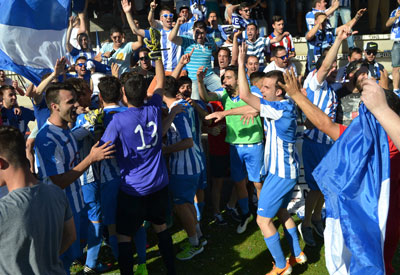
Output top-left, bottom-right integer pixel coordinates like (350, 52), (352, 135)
(336, 25), (358, 41)
(176, 17), (185, 26)
(121, 0), (131, 13)
(238, 41), (248, 66)
(68, 16), (76, 27)
(180, 47), (195, 65)
(196, 66), (208, 82)
(360, 79), (388, 114)
(355, 8), (367, 19)
(54, 57), (67, 76)
(277, 67), (302, 98)
(150, 0), (158, 11)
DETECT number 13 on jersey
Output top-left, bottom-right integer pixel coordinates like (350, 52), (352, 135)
(134, 121), (158, 150)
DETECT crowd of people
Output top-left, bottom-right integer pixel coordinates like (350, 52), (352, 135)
(0, 0), (400, 274)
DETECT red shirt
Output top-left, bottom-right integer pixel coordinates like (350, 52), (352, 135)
(207, 101), (230, 156)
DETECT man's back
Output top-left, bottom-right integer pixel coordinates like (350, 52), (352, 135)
(0, 183), (71, 275)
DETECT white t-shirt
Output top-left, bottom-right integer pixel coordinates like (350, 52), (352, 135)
(263, 61), (297, 76)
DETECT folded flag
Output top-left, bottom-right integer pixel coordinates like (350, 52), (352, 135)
(313, 104), (390, 275)
(0, 0), (70, 85)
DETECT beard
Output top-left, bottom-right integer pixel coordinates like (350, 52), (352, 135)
(225, 85), (235, 95)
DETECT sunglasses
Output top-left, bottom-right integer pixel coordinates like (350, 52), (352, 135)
(277, 54), (289, 61)
(366, 50), (377, 56)
(162, 14), (174, 18)
(112, 35), (121, 40)
(242, 9), (252, 13)
(76, 63), (86, 67)
(139, 56), (150, 61)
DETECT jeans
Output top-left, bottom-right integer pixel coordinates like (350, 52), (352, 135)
(330, 7), (354, 49)
(191, 72), (221, 100)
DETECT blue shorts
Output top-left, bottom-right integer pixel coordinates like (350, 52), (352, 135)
(169, 174), (200, 205)
(230, 143), (264, 183)
(81, 181), (100, 222)
(392, 42), (400, 68)
(257, 173), (297, 218)
(101, 179), (120, 225)
(302, 137), (332, 190)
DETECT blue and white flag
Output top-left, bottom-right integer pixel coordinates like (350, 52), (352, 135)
(0, 0), (70, 85)
(313, 104), (390, 275)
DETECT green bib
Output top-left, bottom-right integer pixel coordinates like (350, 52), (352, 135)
(221, 89), (263, 144)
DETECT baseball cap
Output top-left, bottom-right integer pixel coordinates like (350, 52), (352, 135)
(364, 42), (378, 51)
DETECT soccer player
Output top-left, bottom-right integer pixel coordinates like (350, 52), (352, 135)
(35, 82), (115, 274)
(237, 44), (306, 275)
(100, 43), (176, 274)
(199, 65), (264, 234)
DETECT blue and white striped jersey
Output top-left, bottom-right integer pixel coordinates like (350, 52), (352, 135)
(304, 74), (338, 144)
(161, 29), (184, 72)
(337, 0), (351, 7)
(35, 121), (84, 214)
(100, 105), (128, 184)
(69, 47), (96, 64)
(308, 28), (335, 63)
(390, 7), (400, 41)
(72, 114), (98, 186)
(260, 98), (299, 179)
(181, 35), (216, 80)
(246, 37), (270, 66)
(231, 12), (257, 30)
(166, 100), (204, 175)
(305, 8), (332, 31)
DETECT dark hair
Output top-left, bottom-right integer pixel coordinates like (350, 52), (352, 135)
(218, 47), (231, 58)
(193, 20), (207, 31)
(312, 0), (323, 8)
(123, 73), (147, 106)
(314, 12), (326, 20)
(250, 71), (265, 85)
(77, 33), (89, 44)
(164, 76), (179, 98)
(349, 47), (362, 58)
(271, 46), (287, 57)
(159, 6), (174, 16)
(0, 126), (29, 168)
(246, 55), (259, 64)
(265, 70), (285, 96)
(239, 2), (252, 10)
(177, 76), (192, 88)
(119, 71), (137, 85)
(98, 76), (122, 104)
(315, 55), (326, 70)
(271, 15), (284, 24)
(247, 23), (258, 30)
(385, 90), (400, 116)
(225, 66), (238, 78)
(75, 56), (87, 64)
(139, 48), (150, 55)
(0, 85), (15, 95)
(64, 78), (90, 103)
(45, 82), (76, 110)
(346, 60), (368, 76)
(110, 26), (123, 36)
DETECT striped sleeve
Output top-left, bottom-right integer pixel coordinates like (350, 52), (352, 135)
(260, 98), (284, 120)
(36, 138), (64, 178)
(174, 113), (193, 140)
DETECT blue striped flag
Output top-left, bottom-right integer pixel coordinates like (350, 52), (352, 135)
(313, 104), (390, 275)
(0, 0), (70, 85)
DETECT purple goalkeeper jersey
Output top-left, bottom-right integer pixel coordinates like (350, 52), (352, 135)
(100, 94), (168, 196)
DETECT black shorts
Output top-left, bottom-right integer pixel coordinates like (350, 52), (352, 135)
(116, 186), (169, 236)
(209, 154), (230, 178)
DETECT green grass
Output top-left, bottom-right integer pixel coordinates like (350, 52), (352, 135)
(72, 213), (332, 275)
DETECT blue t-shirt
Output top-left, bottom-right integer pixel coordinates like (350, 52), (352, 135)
(32, 97), (50, 130)
(100, 94), (168, 196)
(1, 106), (35, 134)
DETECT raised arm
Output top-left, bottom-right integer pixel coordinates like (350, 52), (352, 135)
(305, 16), (323, 41)
(197, 66), (219, 102)
(148, 0), (159, 28)
(231, 30), (242, 66)
(324, 0), (339, 17)
(171, 48), (194, 79)
(316, 26), (356, 84)
(344, 8), (367, 29)
(279, 68), (340, 141)
(238, 42), (260, 111)
(168, 17), (184, 45)
(122, 0), (146, 37)
(131, 34), (143, 51)
(66, 16), (75, 53)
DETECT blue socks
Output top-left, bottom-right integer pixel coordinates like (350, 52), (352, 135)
(238, 198), (249, 215)
(284, 227), (302, 257)
(109, 234), (119, 259)
(85, 222), (102, 268)
(264, 232), (286, 269)
(134, 226), (147, 265)
(195, 201), (205, 221)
